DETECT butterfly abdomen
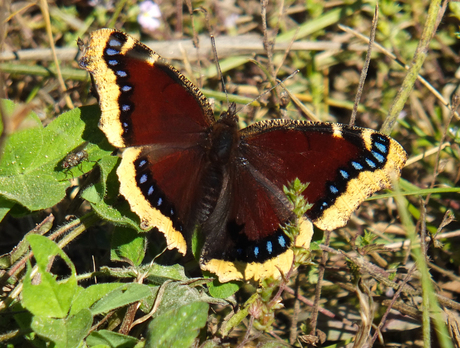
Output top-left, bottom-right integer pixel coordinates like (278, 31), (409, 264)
(195, 114), (240, 224)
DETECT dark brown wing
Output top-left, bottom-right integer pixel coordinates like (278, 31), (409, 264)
(200, 119), (406, 282)
(79, 29), (216, 254)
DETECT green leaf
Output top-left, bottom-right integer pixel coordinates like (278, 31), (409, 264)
(81, 155), (144, 232)
(144, 263), (188, 284)
(111, 227), (146, 266)
(147, 281), (222, 321)
(86, 330), (139, 348)
(69, 283), (125, 317)
(145, 302), (209, 348)
(22, 235), (78, 318)
(0, 195), (15, 223)
(31, 309), (92, 348)
(81, 155), (120, 204)
(0, 101), (110, 211)
(90, 283), (153, 315)
(206, 276), (240, 299)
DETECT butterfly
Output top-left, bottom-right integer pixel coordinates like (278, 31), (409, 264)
(79, 29), (407, 282)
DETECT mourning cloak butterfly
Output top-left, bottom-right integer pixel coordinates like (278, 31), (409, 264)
(79, 29), (407, 282)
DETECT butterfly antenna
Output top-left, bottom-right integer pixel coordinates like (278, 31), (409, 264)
(236, 70), (300, 114)
(210, 34), (229, 107)
(197, 7), (229, 107)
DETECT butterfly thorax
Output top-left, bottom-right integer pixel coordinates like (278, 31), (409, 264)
(208, 117), (238, 165)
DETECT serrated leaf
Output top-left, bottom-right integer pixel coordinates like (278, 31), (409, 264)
(31, 309), (92, 348)
(145, 302), (209, 348)
(0, 101), (110, 211)
(22, 235), (78, 318)
(86, 330), (139, 348)
(89, 197), (144, 232)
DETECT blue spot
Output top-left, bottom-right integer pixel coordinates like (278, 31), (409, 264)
(365, 158), (376, 168)
(116, 70), (127, 77)
(122, 104), (130, 112)
(108, 59), (118, 66)
(278, 235), (286, 248)
(236, 248), (242, 255)
(139, 174), (147, 184)
(157, 198), (162, 206)
(374, 141), (387, 154)
(170, 208), (174, 216)
(138, 160), (147, 167)
(254, 246), (259, 258)
(179, 225), (183, 232)
(148, 186), (154, 196)
(106, 48), (119, 56)
(109, 39), (121, 47)
(266, 241), (273, 254)
(122, 122), (129, 128)
(352, 161), (363, 171)
(320, 201), (329, 211)
(340, 170), (349, 179)
(122, 85), (132, 92)
(372, 151), (385, 163)
(330, 185), (339, 194)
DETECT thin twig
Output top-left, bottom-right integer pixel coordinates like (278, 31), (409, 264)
(309, 230), (330, 336)
(350, 3), (378, 126)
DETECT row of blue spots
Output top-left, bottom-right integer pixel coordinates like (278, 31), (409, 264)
(374, 136), (388, 153)
(135, 157), (177, 222)
(310, 133), (391, 219)
(106, 38), (122, 56)
(104, 36), (133, 118)
(235, 231), (288, 261)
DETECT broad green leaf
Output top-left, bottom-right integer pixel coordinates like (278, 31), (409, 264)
(145, 302), (209, 348)
(81, 155), (144, 232)
(31, 309), (92, 348)
(145, 263), (188, 284)
(206, 276), (240, 299)
(88, 197), (143, 231)
(22, 235), (78, 318)
(0, 101), (110, 211)
(81, 155), (119, 204)
(111, 227), (146, 266)
(0, 196), (16, 225)
(69, 283), (125, 317)
(90, 283), (153, 315)
(86, 330), (139, 348)
(147, 281), (221, 321)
